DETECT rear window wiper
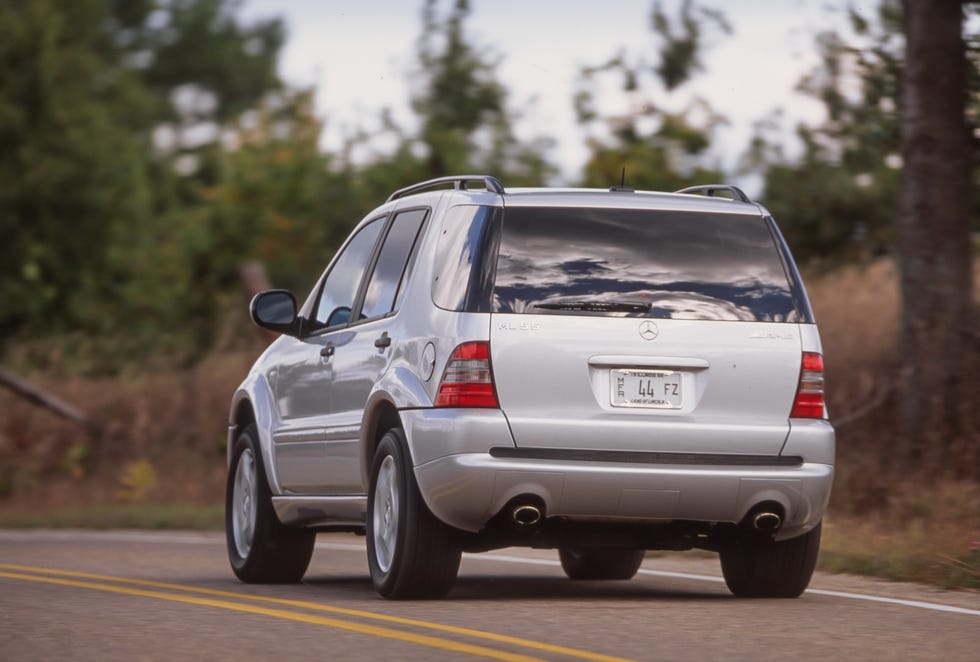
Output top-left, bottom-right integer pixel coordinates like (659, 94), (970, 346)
(533, 301), (651, 314)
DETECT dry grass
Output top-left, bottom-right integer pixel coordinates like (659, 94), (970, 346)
(820, 482), (980, 589)
(802, 258), (980, 588)
(0, 258), (977, 588)
(0, 351), (252, 509)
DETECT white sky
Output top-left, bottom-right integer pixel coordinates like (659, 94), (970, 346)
(241, 1), (858, 188)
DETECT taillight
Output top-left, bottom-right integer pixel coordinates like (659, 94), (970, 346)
(434, 342), (499, 408)
(791, 352), (826, 419)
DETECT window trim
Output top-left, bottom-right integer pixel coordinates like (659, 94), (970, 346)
(764, 215), (815, 324)
(302, 206), (431, 338)
(303, 215), (389, 338)
(351, 206), (430, 325)
(389, 208), (430, 314)
(429, 204), (502, 313)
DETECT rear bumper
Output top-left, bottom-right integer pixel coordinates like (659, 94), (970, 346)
(402, 409), (834, 540)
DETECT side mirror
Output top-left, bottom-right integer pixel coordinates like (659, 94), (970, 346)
(249, 290), (301, 337)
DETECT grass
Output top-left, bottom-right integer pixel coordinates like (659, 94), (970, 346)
(820, 516), (980, 590)
(0, 502), (224, 531)
(817, 480), (980, 590)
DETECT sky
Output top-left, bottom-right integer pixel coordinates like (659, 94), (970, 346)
(241, 1), (859, 189)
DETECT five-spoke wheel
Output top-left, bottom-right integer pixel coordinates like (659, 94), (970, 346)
(225, 424), (315, 583)
(366, 428), (461, 599)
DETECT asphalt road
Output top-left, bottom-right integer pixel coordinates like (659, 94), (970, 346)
(1, 530), (977, 661)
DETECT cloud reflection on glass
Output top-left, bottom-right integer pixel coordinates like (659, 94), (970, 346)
(492, 208), (798, 323)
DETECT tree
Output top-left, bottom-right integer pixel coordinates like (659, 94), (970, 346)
(897, 0), (975, 470)
(409, 0), (556, 184)
(133, 90), (346, 365)
(0, 0), (152, 352)
(574, 1), (730, 190)
(0, 0), (287, 369)
(747, 4), (905, 263)
(749, 2), (979, 265)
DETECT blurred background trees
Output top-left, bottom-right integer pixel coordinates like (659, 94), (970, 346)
(574, 0), (730, 190)
(0, 0), (289, 367)
(411, 0), (556, 183)
(746, 3), (905, 264)
(748, 1), (979, 264)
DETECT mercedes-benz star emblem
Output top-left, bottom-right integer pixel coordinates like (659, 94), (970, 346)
(638, 320), (659, 340)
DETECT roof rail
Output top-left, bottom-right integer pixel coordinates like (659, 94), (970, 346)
(386, 175), (505, 202)
(674, 185), (751, 203)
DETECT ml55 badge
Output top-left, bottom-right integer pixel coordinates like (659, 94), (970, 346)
(498, 320), (541, 331)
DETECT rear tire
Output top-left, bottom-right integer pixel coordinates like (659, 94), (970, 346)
(226, 424), (315, 583)
(367, 428), (461, 599)
(719, 521), (822, 598)
(558, 547), (645, 580)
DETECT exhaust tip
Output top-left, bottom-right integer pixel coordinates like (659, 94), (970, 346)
(752, 512), (782, 532)
(511, 504), (542, 526)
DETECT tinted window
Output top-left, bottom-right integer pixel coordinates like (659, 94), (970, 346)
(313, 217), (384, 329)
(360, 208), (427, 320)
(493, 207), (799, 323)
(432, 205), (499, 312)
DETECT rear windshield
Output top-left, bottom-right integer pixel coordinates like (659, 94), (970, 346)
(493, 207), (800, 323)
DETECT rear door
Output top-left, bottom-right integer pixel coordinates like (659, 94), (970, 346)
(321, 206), (429, 491)
(488, 205), (803, 456)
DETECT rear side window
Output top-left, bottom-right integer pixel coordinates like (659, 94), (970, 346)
(431, 205), (500, 312)
(493, 207), (800, 323)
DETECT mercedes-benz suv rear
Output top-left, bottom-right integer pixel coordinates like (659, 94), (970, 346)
(227, 176), (834, 600)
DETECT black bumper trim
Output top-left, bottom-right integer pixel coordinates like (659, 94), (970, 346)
(488, 447), (803, 467)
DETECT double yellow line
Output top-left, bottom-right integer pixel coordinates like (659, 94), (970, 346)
(0, 563), (631, 661)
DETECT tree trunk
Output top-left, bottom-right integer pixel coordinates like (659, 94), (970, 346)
(898, 0), (973, 471)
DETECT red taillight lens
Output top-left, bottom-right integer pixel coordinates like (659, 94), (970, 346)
(434, 342), (499, 408)
(791, 352), (826, 419)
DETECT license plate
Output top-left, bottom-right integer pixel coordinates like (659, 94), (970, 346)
(610, 369), (683, 409)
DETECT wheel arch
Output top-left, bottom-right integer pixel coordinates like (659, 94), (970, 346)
(228, 374), (282, 494)
(360, 392), (404, 490)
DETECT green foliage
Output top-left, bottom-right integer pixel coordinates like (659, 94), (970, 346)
(575, 2), (728, 190)
(751, 0), (979, 263)
(651, 0), (731, 91)
(0, 0), (153, 349)
(136, 0), (285, 124)
(0, 0), (287, 369)
(410, 0), (556, 184)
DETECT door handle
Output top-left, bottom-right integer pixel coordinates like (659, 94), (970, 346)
(320, 343), (335, 358)
(374, 332), (392, 349)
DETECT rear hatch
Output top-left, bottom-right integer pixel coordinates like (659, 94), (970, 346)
(488, 201), (805, 456)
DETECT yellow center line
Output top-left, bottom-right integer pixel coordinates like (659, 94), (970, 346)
(0, 570), (540, 662)
(0, 564), (632, 662)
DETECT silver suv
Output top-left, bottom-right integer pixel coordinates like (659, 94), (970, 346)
(225, 175), (834, 599)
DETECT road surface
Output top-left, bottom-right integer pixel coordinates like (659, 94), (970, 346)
(1, 530), (977, 660)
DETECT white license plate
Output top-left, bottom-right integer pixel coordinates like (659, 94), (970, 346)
(610, 369), (683, 409)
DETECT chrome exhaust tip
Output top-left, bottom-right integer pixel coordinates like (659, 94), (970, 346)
(511, 504), (542, 526)
(752, 512), (782, 532)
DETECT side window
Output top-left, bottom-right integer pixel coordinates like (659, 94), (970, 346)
(312, 217), (385, 330)
(360, 208), (428, 320)
(432, 205), (499, 312)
